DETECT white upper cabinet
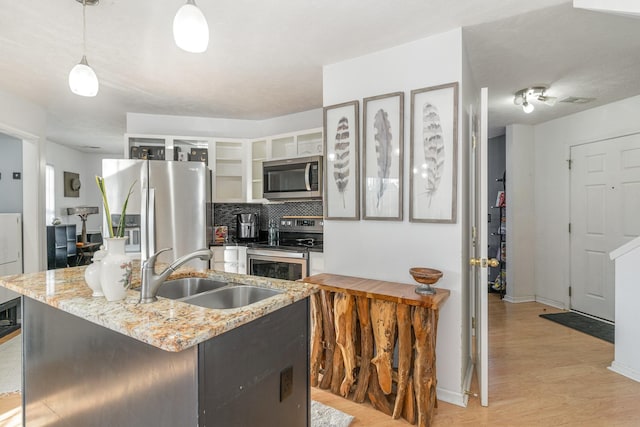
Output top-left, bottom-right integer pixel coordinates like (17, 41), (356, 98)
(126, 127), (322, 203)
(269, 128), (323, 159)
(250, 139), (267, 201)
(212, 139), (246, 202)
(247, 128), (323, 202)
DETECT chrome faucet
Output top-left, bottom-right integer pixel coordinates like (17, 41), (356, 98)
(139, 247), (213, 303)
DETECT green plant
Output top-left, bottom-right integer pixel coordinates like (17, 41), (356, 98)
(95, 176), (136, 238)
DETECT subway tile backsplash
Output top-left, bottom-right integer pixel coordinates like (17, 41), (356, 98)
(211, 201), (323, 239)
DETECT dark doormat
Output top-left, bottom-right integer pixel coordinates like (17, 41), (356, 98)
(539, 312), (614, 344)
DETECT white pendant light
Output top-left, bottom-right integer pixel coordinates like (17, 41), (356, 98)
(173, 0), (209, 53)
(69, 55), (99, 97)
(69, 0), (99, 97)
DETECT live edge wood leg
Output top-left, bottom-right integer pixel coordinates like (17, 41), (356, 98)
(393, 303), (412, 419)
(353, 296), (372, 403)
(370, 299), (397, 395)
(413, 306), (437, 427)
(319, 290), (336, 389)
(310, 292), (323, 387)
(334, 293), (356, 397)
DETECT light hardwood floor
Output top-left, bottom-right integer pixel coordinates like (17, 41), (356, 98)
(313, 294), (640, 426)
(3, 295), (640, 426)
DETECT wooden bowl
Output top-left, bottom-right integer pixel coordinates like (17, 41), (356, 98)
(409, 267), (443, 285)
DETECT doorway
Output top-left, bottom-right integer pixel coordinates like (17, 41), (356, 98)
(569, 133), (640, 321)
(487, 135), (506, 295)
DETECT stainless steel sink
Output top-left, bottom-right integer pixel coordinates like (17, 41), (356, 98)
(155, 277), (228, 299)
(182, 285), (283, 310)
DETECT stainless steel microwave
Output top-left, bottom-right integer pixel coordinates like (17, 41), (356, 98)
(263, 155), (323, 200)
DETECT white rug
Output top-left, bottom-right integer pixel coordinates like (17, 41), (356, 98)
(311, 400), (354, 427)
(0, 334), (21, 395)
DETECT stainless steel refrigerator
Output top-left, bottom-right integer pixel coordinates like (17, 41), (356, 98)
(102, 159), (211, 270)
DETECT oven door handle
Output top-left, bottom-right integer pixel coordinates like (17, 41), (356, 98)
(304, 162), (311, 191)
(247, 249), (307, 259)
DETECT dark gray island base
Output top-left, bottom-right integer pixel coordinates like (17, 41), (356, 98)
(23, 297), (310, 426)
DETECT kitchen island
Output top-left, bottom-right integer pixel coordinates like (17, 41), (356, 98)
(0, 264), (318, 426)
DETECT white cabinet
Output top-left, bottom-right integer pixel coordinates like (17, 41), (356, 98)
(126, 128), (321, 203)
(250, 139), (267, 201)
(248, 128), (323, 201)
(210, 246), (225, 271)
(216, 245), (247, 274)
(212, 139), (246, 202)
(309, 251), (324, 277)
(270, 128), (323, 160)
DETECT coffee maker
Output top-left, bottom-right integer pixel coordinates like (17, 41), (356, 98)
(236, 213), (259, 241)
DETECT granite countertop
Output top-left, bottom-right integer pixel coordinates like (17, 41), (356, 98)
(0, 264), (318, 353)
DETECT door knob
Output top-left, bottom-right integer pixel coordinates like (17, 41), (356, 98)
(487, 258), (499, 268)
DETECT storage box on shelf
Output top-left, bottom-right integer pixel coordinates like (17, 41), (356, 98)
(126, 134), (211, 163)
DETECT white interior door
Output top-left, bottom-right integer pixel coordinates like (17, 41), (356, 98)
(570, 133), (640, 321)
(469, 88), (489, 406)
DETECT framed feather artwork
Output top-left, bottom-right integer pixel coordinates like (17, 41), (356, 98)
(409, 82), (459, 223)
(323, 100), (360, 220)
(362, 92), (404, 220)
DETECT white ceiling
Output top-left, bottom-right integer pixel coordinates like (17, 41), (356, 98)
(1, 0), (639, 153)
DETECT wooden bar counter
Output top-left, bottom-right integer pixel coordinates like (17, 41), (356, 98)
(302, 273), (450, 427)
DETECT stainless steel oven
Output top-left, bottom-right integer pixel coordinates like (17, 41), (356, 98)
(246, 248), (308, 281)
(245, 215), (323, 281)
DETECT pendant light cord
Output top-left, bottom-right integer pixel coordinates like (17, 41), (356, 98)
(82, 0), (87, 56)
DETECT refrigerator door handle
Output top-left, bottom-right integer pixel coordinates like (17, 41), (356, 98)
(148, 188), (156, 257)
(141, 188), (148, 261)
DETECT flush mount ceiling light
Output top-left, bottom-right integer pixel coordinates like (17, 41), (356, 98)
(173, 0), (209, 53)
(69, 0), (99, 97)
(513, 86), (558, 114)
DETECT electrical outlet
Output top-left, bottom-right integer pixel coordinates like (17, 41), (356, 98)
(280, 366), (293, 402)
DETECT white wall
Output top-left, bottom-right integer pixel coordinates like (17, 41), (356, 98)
(45, 141), (120, 236)
(505, 125), (536, 302)
(0, 88), (47, 272)
(532, 94), (640, 307)
(323, 28), (467, 405)
(127, 109), (323, 140)
(0, 133), (23, 213)
(609, 237), (640, 382)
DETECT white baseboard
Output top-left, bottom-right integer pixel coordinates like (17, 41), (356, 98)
(502, 294), (535, 303)
(609, 361), (640, 383)
(436, 386), (466, 407)
(535, 296), (566, 310)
